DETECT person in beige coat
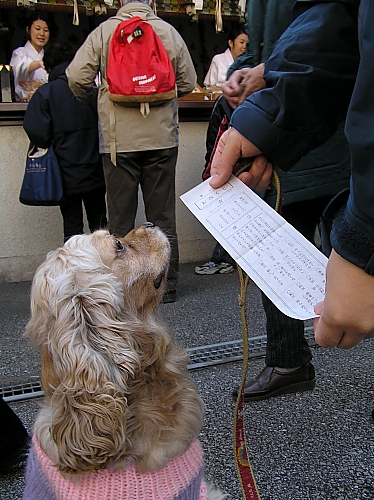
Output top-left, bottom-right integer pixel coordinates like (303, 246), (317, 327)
(66, 0), (196, 303)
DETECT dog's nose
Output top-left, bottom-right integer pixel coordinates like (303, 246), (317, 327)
(143, 222), (155, 228)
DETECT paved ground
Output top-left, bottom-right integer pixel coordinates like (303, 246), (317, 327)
(0, 262), (373, 500)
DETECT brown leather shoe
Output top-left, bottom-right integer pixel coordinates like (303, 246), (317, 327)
(233, 363), (316, 402)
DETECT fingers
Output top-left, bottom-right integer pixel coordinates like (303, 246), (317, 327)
(315, 313), (371, 350)
(209, 129), (272, 190)
(237, 155), (273, 191)
(236, 92), (247, 107)
(224, 96), (240, 109)
(243, 64), (266, 97)
(209, 129), (238, 188)
(313, 301), (323, 316)
(224, 66), (266, 107)
(337, 332), (368, 349)
(313, 310), (344, 348)
(221, 82), (241, 109)
(314, 301), (356, 349)
(222, 69), (248, 108)
(223, 70), (243, 94)
(209, 128), (263, 189)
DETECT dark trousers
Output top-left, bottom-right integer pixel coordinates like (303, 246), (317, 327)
(264, 196), (333, 368)
(211, 242), (235, 265)
(59, 186), (107, 242)
(102, 148), (179, 291)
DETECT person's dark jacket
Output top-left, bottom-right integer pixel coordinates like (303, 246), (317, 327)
(231, 1), (360, 172)
(230, 0), (374, 274)
(204, 97), (351, 209)
(23, 62), (105, 195)
(227, 0), (294, 77)
(205, 0), (352, 209)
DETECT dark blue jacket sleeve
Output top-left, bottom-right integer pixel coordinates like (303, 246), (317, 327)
(230, 0), (374, 274)
(331, 0), (374, 274)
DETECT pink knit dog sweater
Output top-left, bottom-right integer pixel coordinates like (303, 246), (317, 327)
(23, 436), (208, 500)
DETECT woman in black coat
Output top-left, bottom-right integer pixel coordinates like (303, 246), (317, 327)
(23, 41), (107, 242)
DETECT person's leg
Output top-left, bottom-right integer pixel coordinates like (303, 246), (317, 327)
(282, 197), (333, 243)
(82, 186), (108, 233)
(215, 243), (235, 266)
(102, 152), (141, 237)
(139, 148), (179, 298)
(0, 397), (29, 473)
(233, 290), (316, 401)
(235, 197), (332, 401)
(261, 197), (331, 367)
(59, 193), (85, 242)
(262, 293), (311, 367)
(195, 242), (235, 275)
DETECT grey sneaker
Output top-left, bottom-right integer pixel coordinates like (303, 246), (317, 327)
(194, 261), (234, 275)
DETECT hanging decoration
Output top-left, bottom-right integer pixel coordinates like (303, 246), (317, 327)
(8, 0), (244, 20)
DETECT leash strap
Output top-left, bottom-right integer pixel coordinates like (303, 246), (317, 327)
(109, 100), (117, 166)
(233, 170), (281, 500)
(234, 266), (260, 500)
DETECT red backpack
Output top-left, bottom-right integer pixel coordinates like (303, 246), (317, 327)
(106, 15), (176, 117)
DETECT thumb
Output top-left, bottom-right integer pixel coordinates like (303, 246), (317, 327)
(210, 165), (232, 189)
(314, 301), (323, 316)
(209, 130), (237, 189)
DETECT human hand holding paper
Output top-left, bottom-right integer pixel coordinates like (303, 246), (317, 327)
(209, 128), (273, 191)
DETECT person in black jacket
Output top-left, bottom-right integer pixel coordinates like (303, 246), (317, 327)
(209, 0), (374, 351)
(23, 41), (107, 242)
(195, 0), (352, 403)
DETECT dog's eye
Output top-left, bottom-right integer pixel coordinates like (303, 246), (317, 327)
(154, 271), (165, 289)
(114, 239), (125, 253)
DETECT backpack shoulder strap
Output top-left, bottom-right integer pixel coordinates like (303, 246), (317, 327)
(110, 12), (132, 23)
(113, 11), (151, 22)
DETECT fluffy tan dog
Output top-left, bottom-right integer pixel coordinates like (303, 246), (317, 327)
(23, 224), (226, 500)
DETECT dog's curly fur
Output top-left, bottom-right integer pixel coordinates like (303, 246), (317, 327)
(25, 226), (206, 478)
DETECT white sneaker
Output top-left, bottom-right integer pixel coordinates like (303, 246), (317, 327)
(194, 261), (234, 275)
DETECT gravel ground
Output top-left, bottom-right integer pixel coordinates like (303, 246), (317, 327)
(1, 263), (373, 500)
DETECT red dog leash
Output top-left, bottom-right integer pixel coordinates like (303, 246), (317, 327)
(234, 265), (261, 499)
(234, 172), (282, 499)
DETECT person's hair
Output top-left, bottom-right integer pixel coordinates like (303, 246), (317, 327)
(227, 23), (246, 44)
(25, 11), (51, 31)
(43, 41), (75, 73)
(121, 0), (153, 6)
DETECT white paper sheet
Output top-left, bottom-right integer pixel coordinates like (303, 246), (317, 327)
(180, 176), (328, 320)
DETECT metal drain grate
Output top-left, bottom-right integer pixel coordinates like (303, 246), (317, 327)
(187, 326), (316, 369)
(188, 336), (265, 370)
(1, 327), (316, 402)
(1, 375), (44, 403)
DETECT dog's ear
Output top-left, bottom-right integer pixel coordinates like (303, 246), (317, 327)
(28, 240), (141, 473)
